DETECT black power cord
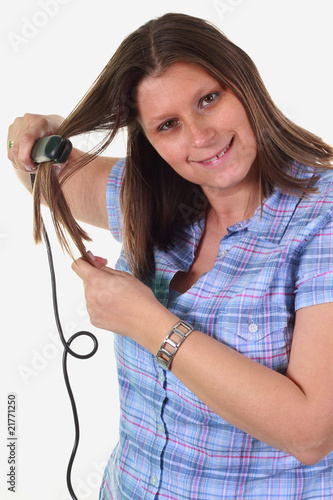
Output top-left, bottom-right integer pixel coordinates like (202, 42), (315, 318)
(30, 173), (98, 500)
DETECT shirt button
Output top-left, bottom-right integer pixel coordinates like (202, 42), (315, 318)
(150, 475), (158, 486)
(159, 372), (165, 383)
(157, 423), (164, 433)
(248, 322), (258, 333)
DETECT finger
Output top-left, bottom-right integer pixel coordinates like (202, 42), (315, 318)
(7, 127), (37, 172)
(71, 257), (96, 281)
(7, 124), (18, 166)
(87, 251), (108, 269)
(18, 127), (51, 171)
(90, 258), (120, 275)
(8, 114), (57, 172)
(71, 256), (115, 281)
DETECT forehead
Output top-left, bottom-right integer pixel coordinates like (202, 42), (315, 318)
(137, 62), (221, 123)
(138, 61), (218, 95)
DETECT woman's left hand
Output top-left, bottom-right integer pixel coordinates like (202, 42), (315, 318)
(71, 256), (178, 351)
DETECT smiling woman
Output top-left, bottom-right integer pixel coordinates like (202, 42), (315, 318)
(7, 11), (333, 500)
(137, 62), (258, 210)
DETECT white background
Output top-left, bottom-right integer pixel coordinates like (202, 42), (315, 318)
(1, 1), (332, 499)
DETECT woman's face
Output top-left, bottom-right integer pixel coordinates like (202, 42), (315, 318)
(137, 62), (259, 202)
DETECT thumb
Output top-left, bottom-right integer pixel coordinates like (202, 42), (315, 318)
(87, 250), (108, 269)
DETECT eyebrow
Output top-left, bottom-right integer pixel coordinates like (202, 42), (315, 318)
(143, 84), (223, 129)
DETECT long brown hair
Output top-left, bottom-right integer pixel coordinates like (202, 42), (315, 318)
(33, 12), (333, 279)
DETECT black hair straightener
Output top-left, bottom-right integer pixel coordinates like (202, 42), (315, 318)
(31, 135), (72, 165)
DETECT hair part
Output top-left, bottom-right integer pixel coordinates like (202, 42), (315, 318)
(32, 12), (333, 279)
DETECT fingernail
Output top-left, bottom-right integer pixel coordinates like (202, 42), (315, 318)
(26, 164), (37, 172)
(87, 250), (96, 261)
(55, 164), (65, 175)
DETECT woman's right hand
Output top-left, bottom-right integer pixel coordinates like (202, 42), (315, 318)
(8, 112), (116, 229)
(7, 113), (65, 172)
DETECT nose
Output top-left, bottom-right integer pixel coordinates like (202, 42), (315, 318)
(188, 118), (215, 148)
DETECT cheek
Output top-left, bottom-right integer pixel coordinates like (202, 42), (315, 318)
(240, 136), (258, 163)
(236, 119), (258, 160)
(156, 144), (194, 182)
(151, 138), (186, 168)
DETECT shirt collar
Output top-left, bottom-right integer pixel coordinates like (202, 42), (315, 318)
(246, 190), (302, 243)
(246, 161), (316, 243)
(179, 162), (317, 251)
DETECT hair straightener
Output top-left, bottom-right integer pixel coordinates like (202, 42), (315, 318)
(31, 135), (72, 165)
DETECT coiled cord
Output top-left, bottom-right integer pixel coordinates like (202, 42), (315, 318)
(31, 174), (98, 500)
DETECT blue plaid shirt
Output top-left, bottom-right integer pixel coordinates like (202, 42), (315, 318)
(100, 158), (333, 499)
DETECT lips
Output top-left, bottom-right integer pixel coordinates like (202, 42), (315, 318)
(197, 137), (234, 164)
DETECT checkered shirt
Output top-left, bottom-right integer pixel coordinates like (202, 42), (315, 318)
(100, 158), (333, 499)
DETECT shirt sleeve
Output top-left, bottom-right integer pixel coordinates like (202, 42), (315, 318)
(106, 157), (126, 242)
(294, 214), (333, 310)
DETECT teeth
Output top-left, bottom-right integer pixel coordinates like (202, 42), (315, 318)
(201, 140), (232, 164)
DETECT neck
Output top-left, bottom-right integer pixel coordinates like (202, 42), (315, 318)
(204, 182), (261, 232)
(202, 158), (261, 230)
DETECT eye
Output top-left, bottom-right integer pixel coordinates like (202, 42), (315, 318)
(200, 92), (220, 108)
(159, 119), (179, 132)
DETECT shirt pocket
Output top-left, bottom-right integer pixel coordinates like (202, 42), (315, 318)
(217, 301), (293, 371)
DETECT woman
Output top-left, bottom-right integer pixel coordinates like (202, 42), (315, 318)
(8, 12), (333, 500)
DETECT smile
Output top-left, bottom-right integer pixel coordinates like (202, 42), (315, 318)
(199, 137), (234, 164)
